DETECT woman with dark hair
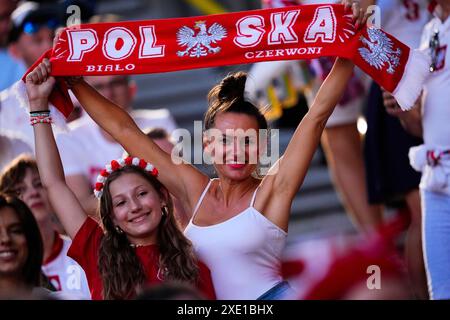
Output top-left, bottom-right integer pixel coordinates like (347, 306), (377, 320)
(24, 69), (215, 300)
(29, 0), (366, 299)
(0, 193), (43, 298)
(0, 155), (90, 299)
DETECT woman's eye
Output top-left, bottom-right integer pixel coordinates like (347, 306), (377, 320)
(138, 191), (148, 197)
(11, 227), (24, 234)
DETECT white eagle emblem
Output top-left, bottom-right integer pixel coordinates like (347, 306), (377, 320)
(359, 27), (402, 74)
(176, 21), (227, 58)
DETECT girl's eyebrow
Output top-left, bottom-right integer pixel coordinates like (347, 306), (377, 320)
(112, 185), (147, 199)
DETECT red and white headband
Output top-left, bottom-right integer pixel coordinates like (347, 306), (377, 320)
(94, 156), (158, 198)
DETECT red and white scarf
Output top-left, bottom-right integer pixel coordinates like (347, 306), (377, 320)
(24, 4), (429, 117)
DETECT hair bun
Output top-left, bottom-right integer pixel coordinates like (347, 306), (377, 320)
(218, 71), (247, 102)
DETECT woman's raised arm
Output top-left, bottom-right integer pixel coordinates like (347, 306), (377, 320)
(260, 1), (367, 231)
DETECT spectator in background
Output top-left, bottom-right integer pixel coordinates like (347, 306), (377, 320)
(0, 133), (32, 172)
(362, 0), (430, 299)
(385, 0), (450, 300)
(8, 1), (59, 73)
(0, 0), (22, 91)
(56, 14), (177, 217)
(0, 155), (91, 299)
(0, 1), (61, 146)
(0, 193), (44, 299)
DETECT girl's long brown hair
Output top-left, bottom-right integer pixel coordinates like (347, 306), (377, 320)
(97, 166), (199, 299)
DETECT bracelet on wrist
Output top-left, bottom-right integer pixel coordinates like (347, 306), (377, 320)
(30, 115), (53, 126)
(30, 109), (50, 115)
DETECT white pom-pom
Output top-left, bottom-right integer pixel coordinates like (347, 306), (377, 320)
(97, 175), (106, 183)
(94, 190), (103, 198)
(145, 163), (154, 172)
(117, 158), (126, 167)
(132, 157), (140, 166)
(105, 164), (112, 173)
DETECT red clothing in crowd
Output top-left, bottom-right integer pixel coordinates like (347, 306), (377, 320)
(68, 217), (216, 300)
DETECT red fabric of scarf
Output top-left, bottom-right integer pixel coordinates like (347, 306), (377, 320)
(23, 4), (421, 117)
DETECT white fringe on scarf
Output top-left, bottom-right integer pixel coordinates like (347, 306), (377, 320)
(393, 49), (431, 111)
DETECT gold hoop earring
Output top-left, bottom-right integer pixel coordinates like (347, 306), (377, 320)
(161, 206), (169, 217)
(115, 225), (124, 234)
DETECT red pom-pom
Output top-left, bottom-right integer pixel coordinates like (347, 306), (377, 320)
(111, 160), (120, 171)
(95, 182), (103, 191)
(151, 168), (158, 176)
(125, 157), (133, 166)
(100, 169), (109, 177)
(139, 159), (147, 169)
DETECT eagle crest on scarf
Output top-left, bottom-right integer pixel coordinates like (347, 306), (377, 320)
(359, 27), (402, 74)
(176, 21), (227, 58)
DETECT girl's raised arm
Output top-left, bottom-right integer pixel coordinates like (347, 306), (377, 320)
(26, 60), (87, 239)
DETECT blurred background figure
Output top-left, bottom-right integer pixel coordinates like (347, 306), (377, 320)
(0, 155), (91, 299)
(0, 193), (44, 299)
(0, 0), (20, 91)
(0, 0), (95, 146)
(385, 0), (450, 300)
(1, 1), (61, 147)
(8, 1), (59, 73)
(0, 133), (31, 172)
(362, 0), (430, 299)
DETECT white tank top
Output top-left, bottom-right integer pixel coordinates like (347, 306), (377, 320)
(184, 180), (287, 300)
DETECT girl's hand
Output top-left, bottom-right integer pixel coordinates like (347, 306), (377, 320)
(342, 0), (369, 30)
(25, 58), (55, 110)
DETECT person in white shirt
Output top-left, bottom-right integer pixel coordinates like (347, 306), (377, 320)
(385, 0), (450, 300)
(0, 155), (91, 299)
(0, 133), (32, 172)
